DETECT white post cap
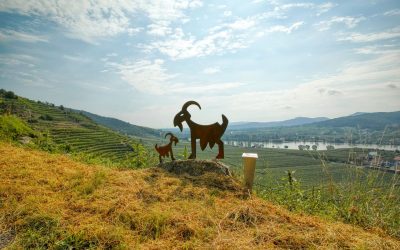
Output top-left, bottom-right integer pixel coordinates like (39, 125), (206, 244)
(242, 153), (258, 158)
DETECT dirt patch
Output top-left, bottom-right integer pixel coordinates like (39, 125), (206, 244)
(136, 189), (162, 204)
(157, 160), (241, 191)
(158, 160), (232, 176)
(0, 229), (15, 249)
(221, 206), (266, 230)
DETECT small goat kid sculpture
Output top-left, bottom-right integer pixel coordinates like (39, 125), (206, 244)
(155, 132), (179, 163)
(173, 101), (228, 159)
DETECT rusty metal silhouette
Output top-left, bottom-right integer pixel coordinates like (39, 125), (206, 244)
(173, 100), (228, 159)
(155, 132), (179, 163)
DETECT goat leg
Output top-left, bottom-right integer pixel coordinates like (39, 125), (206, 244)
(189, 137), (196, 159)
(171, 149), (175, 161)
(216, 139), (224, 159)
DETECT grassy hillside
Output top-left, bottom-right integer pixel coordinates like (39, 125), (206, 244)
(0, 90), (156, 167)
(1, 143), (399, 249)
(78, 110), (161, 138)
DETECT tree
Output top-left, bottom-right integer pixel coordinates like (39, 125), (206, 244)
(312, 145), (318, 151)
(326, 145), (335, 150)
(4, 91), (17, 99)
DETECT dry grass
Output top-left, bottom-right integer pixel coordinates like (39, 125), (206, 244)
(0, 143), (399, 249)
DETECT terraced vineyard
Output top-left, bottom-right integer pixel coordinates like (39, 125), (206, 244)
(0, 93), (149, 166)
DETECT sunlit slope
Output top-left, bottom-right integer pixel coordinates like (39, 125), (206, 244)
(1, 144), (398, 249)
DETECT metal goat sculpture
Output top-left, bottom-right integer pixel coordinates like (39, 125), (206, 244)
(173, 101), (228, 159)
(155, 132), (179, 163)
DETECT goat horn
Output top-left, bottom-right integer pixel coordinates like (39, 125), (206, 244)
(182, 100), (201, 112)
(165, 132), (173, 138)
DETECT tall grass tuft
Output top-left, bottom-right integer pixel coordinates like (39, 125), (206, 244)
(258, 148), (400, 238)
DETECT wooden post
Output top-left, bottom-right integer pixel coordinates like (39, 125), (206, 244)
(242, 153), (258, 192)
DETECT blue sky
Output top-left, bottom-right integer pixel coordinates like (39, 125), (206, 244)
(0, 0), (399, 128)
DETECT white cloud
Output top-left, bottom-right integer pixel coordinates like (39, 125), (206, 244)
(249, 2), (335, 21)
(277, 3), (314, 10)
(266, 21), (304, 34)
(0, 54), (52, 88)
(273, 2), (336, 16)
(315, 2), (336, 16)
(354, 44), (400, 55)
(338, 26), (400, 43)
(147, 21), (173, 36)
(189, 0), (203, 8)
(203, 67), (220, 74)
(108, 59), (177, 95)
(256, 21), (304, 37)
(228, 18), (256, 30)
(171, 82), (243, 94)
(384, 9), (400, 16)
(108, 59), (240, 95)
(0, 54), (36, 67)
(223, 10), (232, 17)
(0, 0), (133, 43)
(143, 14), (305, 60)
(0, 0), (203, 43)
(142, 25), (251, 60)
(63, 55), (91, 63)
(0, 29), (48, 43)
(315, 16), (365, 31)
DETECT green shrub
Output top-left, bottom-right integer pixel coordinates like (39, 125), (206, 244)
(3, 90), (18, 99)
(18, 215), (60, 249)
(39, 114), (54, 121)
(0, 115), (35, 140)
(55, 232), (98, 250)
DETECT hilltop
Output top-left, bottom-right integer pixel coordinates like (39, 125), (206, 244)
(1, 143), (399, 249)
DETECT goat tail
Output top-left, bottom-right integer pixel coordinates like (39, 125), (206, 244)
(221, 114), (229, 134)
(155, 144), (158, 150)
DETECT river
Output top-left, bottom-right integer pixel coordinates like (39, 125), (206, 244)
(225, 140), (400, 151)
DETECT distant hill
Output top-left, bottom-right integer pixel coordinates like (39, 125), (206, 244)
(78, 110), (161, 138)
(313, 111), (400, 130)
(229, 116), (330, 130)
